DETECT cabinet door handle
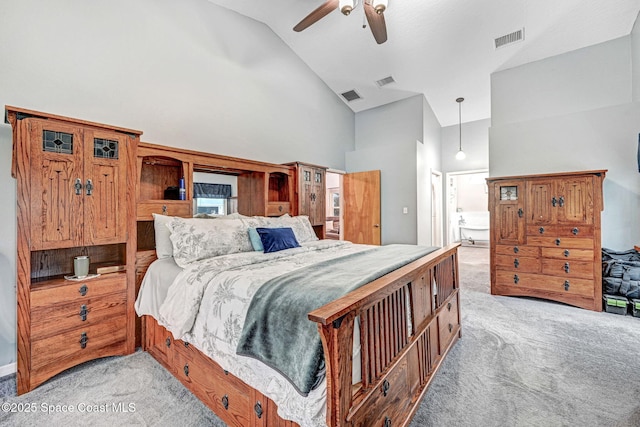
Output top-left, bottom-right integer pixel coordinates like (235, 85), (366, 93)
(552, 197), (558, 207)
(85, 179), (93, 196)
(517, 208), (523, 218)
(74, 178), (83, 195)
(558, 196), (565, 207)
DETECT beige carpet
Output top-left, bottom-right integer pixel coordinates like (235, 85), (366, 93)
(1, 246), (639, 426)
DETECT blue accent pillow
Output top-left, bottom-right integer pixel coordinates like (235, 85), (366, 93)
(247, 227), (264, 252)
(256, 227), (300, 253)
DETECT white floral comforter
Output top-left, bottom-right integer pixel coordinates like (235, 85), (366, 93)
(157, 240), (373, 427)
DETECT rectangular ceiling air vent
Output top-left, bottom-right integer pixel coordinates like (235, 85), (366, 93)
(375, 76), (395, 87)
(341, 89), (362, 102)
(495, 28), (524, 49)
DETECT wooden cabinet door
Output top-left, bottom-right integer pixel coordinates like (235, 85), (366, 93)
(557, 176), (593, 225)
(29, 119), (84, 250)
(526, 179), (555, 225)
(299, 166), (325, 226)
(83, 129), (129, 245)
(490, 180), (524, 245)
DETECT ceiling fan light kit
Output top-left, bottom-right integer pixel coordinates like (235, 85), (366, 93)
(294, 0), (388, 44)
(339, 0), (356, 15)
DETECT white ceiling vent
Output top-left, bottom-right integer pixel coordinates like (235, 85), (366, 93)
(375, 76), (395, 87)
(341, 89), (362, 102)
(495, 28), (525, 49)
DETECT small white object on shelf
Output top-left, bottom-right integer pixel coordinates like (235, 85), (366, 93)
(64, 273), (101, 281)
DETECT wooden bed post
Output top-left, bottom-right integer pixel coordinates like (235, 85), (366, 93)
(317, 311), (356, 426)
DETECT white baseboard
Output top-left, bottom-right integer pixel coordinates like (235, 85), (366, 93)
(0, 362), (16, 377)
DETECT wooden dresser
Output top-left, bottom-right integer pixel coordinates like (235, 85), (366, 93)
(486, 170), (606, 311)
(6, 106), (140, 394)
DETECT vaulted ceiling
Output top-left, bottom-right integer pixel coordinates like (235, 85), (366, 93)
(208, 0), (640, 126)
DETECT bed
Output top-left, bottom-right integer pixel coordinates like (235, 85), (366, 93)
(135, 213), (461, 426)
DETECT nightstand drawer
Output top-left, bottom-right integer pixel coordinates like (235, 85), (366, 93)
(31, 292), (126, 340)
(31, 273), (126, 308)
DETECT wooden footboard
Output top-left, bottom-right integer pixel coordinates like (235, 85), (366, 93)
(142, 243), (461, 426)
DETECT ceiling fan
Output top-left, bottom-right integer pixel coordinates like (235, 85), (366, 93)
(293, 0), (388, 44)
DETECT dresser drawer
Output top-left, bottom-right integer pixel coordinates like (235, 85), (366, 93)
(437, 295), (460, 355)
(526, 225), (594, 237)
(30, 316), (127, 386)
(495, 271), (594, 297)
(31, 292), (126, 340)
(541, 247), (594, 261)
(541, 259), (593, 279)
(31, 273), (126, 308)
(496, 255), (539, 273)
(495, 245), (539, 257)
(526, 236), (594, 249)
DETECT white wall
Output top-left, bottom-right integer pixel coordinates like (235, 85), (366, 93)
(0, 0), (355, 369)
(347, 95), (428, 245)
(441, 118), (491, 175)
(490, 35), (640, 250)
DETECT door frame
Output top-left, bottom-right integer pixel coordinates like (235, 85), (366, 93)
(445, 169), (489, 245)
(430, 169), (443, 247)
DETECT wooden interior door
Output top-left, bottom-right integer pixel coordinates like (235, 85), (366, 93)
(343, 170), (381, 245)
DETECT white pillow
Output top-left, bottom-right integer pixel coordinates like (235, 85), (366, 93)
(166, 217), (253, 268)
(152, 213), (174, 259)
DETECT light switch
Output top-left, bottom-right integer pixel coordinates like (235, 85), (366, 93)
(403, 207), (408, 214)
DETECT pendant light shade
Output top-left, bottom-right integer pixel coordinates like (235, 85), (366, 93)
(455, 97), (466, 160)
(372, 0), (388, 14)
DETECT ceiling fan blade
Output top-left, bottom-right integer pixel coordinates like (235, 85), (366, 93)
(364, 1), (388, 44)
(293, 0), (339, 32)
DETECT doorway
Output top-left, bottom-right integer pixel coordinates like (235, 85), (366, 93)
(445, 170), (489, 246)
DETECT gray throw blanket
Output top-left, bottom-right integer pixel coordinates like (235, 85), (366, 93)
(236, 244), (437, 396)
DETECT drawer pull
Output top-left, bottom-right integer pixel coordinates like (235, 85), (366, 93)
(223, 370), (229, 375)
(254, 401), (263, 419)
(572, 227), (579, 235)
(514, 258), (519, 268)
(79, 332), (88, 349)
(384, 417), (392, 427)
(184, 342), (190, 348)
(382, 379), (390, 396)
(79, 304), (88, 321)
(279, 205), (283, 212)
(165, 337), (171, 348)
(183, 363), (189, 377)
(447, 302), (452, 311)
(222, 395), (229, 410)
(564, 280), (570, 291)
(79, 284), (88, 296)
(555, 238), (561, 246)
(513, 246), (519, 254)
(539, 227), (545, 234)
(514, 274), (519, 284)
(563, 262), (570, 273)
(564, 249), (570, 257)
(448, 323), (453, 333)
(162, 205), (167, 214)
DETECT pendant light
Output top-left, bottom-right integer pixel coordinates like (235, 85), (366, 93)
(455, 97), (466, 160)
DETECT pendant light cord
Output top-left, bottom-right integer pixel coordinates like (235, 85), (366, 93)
(457, 97), (464, 152)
